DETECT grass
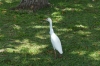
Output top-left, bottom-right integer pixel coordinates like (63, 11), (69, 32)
(0, 0), (100, 66)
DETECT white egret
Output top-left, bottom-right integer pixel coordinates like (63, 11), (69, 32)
(45, 18), (63, 58)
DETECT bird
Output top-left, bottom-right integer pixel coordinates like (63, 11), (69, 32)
(45, 18), (63, 58)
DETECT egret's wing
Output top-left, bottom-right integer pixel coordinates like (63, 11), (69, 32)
(51, 33), (63, 54)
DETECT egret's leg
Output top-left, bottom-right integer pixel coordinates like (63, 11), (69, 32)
(59, 54), (62, 58)
(54, 50), (56, 58)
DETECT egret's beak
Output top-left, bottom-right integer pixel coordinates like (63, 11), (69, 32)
(43, 18), (47, 21)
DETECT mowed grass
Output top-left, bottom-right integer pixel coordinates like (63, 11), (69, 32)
(0, 0), (100, 66)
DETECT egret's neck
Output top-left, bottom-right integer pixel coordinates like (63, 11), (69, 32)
(49, 21), (54, 34)
(49, 21), (53, 30)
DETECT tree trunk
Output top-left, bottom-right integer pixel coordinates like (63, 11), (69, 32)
(11, 0), (50, 11)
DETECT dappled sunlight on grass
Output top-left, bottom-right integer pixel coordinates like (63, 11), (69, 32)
(0, 0), (17, 3)
(0, 34), (4, 38)
(76, 30), (91, 37)
(51, 12), (63, 21)
(58, 28), (72, 32)
(0, 49), (5, 52)
(13, 39), (48, 55)
(71, 50), (100, 60)
(32, 25), (49, 29)
(62, 7), (83, 12)
(1, 9), (7, 14)
(87, 3), (94, 8)
(5, 0), (13, 3)
(35, 33), (48, 40)
(94, 27), (100, 30)
(0, 0), (100, 65)
(71, 24), (89, 31)
(0, 38), (49, 56)
(0, 1), (3, 5)
(75, 24), (88, 29)
(71, 50), (87, 56)
(89, 51), (100, 60)
(13, 24), (21, 30)
(6, 48), (14, 53)
(92, 41), (100, 46)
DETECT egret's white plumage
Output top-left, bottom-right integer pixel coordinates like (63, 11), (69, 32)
(46, 18), (63, 55)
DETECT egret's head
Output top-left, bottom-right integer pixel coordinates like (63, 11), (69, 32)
(46, 18), (52, 22)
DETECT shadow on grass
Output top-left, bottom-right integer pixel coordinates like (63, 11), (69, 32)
(0, 0), (100, 66)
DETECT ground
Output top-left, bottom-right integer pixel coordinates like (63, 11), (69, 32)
(0, 0), (100, 66)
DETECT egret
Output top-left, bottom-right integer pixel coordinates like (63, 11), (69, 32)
(45, 18), (63, 58)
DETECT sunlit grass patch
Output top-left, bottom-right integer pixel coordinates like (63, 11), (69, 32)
(76, 30), (91, 37)
(62, 7), (83, 12)
(51, 12), (63, 22)
(0, 49), (5, 52)
(13, 24), (21, 30)
(13, 39), (48, 55)
(71, 50), (87, 56)
(89, 51), (100, 60)
(3, 0), (13, 3)
(94, 27), (100, 30)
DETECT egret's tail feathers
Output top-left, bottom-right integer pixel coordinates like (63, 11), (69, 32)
(60, 51), (63, 54)
(58, 49), (63, 54)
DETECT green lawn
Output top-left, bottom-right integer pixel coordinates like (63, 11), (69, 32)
(0, 0), (100, 66)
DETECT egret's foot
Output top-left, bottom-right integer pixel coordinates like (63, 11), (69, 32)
(58, 54), (62, 58)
